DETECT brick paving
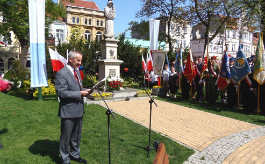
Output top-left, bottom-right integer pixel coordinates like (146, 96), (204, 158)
(98, 98), (265, 164)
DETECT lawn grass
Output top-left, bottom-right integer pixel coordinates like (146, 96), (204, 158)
(0, 93), (194, 164)
(155, 94), (265, 126)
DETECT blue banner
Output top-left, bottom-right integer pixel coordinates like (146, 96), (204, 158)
(175, 47), (183, 74)
(230, 45), (251, 83)
(29, 0), (48, 87)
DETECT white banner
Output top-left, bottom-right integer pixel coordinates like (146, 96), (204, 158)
(149, 19), (160, 51)
(29, 0), (48, 87)
(152, 51), (166, 75)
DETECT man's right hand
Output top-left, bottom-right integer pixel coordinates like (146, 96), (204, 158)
(81, 91), (89, 97)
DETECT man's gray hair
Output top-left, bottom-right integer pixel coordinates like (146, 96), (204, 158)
(68, 50), (83, 61)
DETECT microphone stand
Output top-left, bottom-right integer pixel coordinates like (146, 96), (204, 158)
(129, 71), (158, 158)
(84, 69), (115, 164)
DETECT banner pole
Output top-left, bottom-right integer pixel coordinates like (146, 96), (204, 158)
(179, 74), (182, 94)
(38, 87), (42, 101)
(190, 82), (193, 100)
(257, 84), (260, 115)
(237, 82), (240, 110)
(204, 75), (207, 102)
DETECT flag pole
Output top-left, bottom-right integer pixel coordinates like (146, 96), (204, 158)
(257, 84), (260, 115)
(38, 88), (42, 101)
(179, 74), (182, 94)
(237, 82), (240, 109)
(190, 82), (193, 100)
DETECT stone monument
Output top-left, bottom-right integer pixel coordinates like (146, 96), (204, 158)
(98, 0), (123, 81)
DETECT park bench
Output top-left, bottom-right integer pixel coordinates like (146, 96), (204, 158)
(152, 143), (169, 164)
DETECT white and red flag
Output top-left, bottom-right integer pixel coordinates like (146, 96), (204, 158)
(48, 48), (67, 72)
(147, 53), (153, 71)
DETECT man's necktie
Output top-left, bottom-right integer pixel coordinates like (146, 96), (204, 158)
(74, 69), (81, 87)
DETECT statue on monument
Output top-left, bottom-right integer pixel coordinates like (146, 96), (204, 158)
(104, 0), (116, 39)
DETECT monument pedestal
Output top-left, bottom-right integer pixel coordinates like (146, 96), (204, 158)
(98, 59), (123, 80)
(98, 38), (123, 81)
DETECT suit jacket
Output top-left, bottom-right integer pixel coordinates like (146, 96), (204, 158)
(55, 66), (85, 118)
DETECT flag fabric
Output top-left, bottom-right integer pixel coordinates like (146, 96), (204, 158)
(0, 41), (7, 47)
(142, 54), (146, 72)
(166, 53), (171, 74)
(231, 44), (251, 83)
(149, 19), (160, 51)
(253, 34), (265, 85)
(147, 53), (153, 71)
(201, 44), (209, 78)
(184, 49), (196, 82)
(48, 48), (67, 72)
(175, 47), (183, 74)
(217, 51), (231, 90)
(29, 0), (48, 87)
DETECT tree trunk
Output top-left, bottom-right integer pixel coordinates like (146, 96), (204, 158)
(19, 39), (29, 68)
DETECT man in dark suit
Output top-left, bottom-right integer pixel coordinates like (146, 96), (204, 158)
(194, 56), (204, 102)
(55, 50), (91, 164)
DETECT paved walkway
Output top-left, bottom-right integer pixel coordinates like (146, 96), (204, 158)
(98, 98), (265, 164)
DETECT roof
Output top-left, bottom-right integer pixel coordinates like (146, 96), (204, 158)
(125, 38), (166, 50)
(61, 0), (100, 10)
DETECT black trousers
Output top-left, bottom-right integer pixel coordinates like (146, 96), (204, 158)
(60, 117), (83, 163)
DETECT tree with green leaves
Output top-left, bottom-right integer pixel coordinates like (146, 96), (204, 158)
(136, 0), (188, 58)
(235, 0), (263, 41)
(190, 0), (253, 51)
(0, 0), (66, 67)
(117, 33), (143, 78)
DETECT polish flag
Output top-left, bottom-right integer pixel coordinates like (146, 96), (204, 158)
(0, 42), (7, 47)
(48, 48), (67, 72)
(147, 53), (153, 71)
(142, 54), (146, 72)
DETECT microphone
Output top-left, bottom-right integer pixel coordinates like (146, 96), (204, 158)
(79, 66), (91, 71)
(124, 68), (136, 72)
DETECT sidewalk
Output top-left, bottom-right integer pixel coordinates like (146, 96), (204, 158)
(97, 98), (265, 164)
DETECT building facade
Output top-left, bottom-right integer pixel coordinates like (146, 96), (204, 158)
(50, 0), (105, 46)
(191, 18), (253, 60)
(0, 12), (20, 74)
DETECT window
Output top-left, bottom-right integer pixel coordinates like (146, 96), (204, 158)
(85, 19), (87, 25)
(89, 19), (91, 25)
(100, 21), (103, 26)
(182, 40), (186, 48)
(84, 30), (91, 42)
(249, 33), (251, 41)
(176, 26), (180, 33)
(76, 18), (79, 24)
(96, 20), (99, 26)
(227, 31), (230, 38)
(56, 29), (64, 42)
(232, 44), (235, 51)
(72, 17), (75, 23)
(183, 27), (187, 34)
(0, 58), (4, 73)
(233, 30), (236, 39)
(8, 58), (15, 69)
(175, 40), (180, 48)
(1, 33), (12, 45)
(96, 31), (102, 41)
(209, 45), (213, 52)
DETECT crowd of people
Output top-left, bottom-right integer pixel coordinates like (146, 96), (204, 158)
(146, 55), (265, 116)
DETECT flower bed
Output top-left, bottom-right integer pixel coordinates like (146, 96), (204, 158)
(88, 92), (113, 101)
(106, 76), (124, 91)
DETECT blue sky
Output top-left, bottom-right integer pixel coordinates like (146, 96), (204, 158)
(94, 0), (142, 37)
(53, 0), (144, 37)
